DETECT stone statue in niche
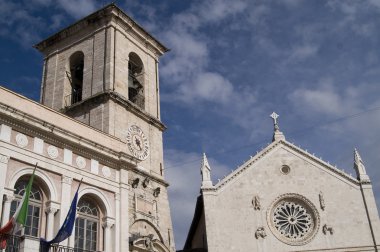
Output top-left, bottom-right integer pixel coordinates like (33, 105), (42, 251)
(143, 177), (150, 188)
(153, 187), (161, 197)
(252, 195), (261, 210)
(255, 227), (267, 239)
(322, 224), (334, 235)
(319, 191), (325, 211)
(132, 178), (140, 188)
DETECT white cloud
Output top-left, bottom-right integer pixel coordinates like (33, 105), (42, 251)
(198, 0), (247, 23)
(290, 86), (343, 115)
(289, 44), (319, 61)
(175, 72), (234, 104)
(56, 0), (98, 19)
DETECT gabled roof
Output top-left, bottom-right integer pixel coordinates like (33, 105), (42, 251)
(206, 139), (359, 192)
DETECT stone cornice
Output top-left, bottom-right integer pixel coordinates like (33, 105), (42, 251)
(282, 140), (360, 185)
(0, 99), (138, 168)
(212, 139), (360, 192)
(61, 91), (166, 131)
(34, 3), (169, 57)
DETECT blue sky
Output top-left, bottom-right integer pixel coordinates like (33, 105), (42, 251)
(1, 0), (380, 249)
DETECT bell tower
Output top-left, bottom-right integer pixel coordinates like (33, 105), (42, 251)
(35, 4), (168, 137)
(35, 4), (175, 251)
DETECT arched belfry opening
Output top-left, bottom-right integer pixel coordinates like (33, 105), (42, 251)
(128, 52), (145, 109)
(67, 51), (84, 105)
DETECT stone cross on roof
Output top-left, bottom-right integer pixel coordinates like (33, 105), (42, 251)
(270, 112), (285, 142)
(270, 112), (280, 131)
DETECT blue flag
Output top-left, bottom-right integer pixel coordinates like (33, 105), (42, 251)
(40, 184), (80, 252)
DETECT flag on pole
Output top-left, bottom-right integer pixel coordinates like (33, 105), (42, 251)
(40, 179), (82, 252)
(0, 163), (37, 249)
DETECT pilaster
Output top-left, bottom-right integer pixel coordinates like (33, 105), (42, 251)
(119, 169), (129, 252)
(1, 191), (15, 226)
(45, 201), (60, 240)
(59, 175), (72, 247)
(115, 192), (121, 252)
(0, 154), (9, 219)
(102, 216), (115, 252)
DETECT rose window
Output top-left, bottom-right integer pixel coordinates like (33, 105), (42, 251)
(273, 202), (312, 239)
(267, 194), (319, 245)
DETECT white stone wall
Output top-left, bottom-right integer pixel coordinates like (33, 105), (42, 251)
(202, 142), (380, 252)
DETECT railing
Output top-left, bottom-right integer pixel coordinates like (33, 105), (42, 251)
(50, 244), (100, 252)
(64, 88), (82, 107)
(0, 234), (21, 252)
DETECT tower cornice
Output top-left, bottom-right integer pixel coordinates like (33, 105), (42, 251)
(34, 3), (169, 57)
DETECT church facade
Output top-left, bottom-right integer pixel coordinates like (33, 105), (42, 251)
(182, 116), (380, 252)
(0, 4), (174, 252)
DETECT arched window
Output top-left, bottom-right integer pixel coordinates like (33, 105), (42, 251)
(10, 180), (42, 237)
(74, 198), (99, 251)
(67, 51), (84, 104)
(128, 52), (145, 109)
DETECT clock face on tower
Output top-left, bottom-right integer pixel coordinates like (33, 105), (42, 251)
(126, 125), (150, 160)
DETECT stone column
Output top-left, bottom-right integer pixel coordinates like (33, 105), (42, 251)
(102, 217), (115, 252)
(114, 192), (120, 252)
(1, 193), (14, 226)
(0, 154), (9, 219)
(119, 169), (129, 252)
(45, 201), (60, 240)
(59, 175), (72, 247)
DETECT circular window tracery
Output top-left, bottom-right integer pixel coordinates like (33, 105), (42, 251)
(281, 165), (290, 174)
(267, 193), (319, 246)
(273, 201), (312, 239)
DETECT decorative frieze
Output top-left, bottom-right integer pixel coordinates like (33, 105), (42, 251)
(0, 124), (12, 142)
(319, 191), (325, 211)
(63, 149), (72, 165)
(47, 145), (59, 159)
(45, 206), (59, 215)
(255, 227), (267, 239)
(76, 156), (86, 169)
(102, 217), (115, 229)
(62, 175), (73, 185)
(33, 137), (44, 154)
(252, 195), (261, 210)
(91, 159), (99, 175)
(15, 133), (28, 148)
(4, 193), (15, 203)
(102, 166), (111, 178)
(0, 154), (9, 164)
(322, 224), (334, 235)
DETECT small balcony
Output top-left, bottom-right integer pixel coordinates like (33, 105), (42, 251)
(0, 234), (21, 252)
(50, 244), (101, 252)
(64, 89), (83, 107)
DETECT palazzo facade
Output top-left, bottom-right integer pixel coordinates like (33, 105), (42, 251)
(0, 4), (174, 252)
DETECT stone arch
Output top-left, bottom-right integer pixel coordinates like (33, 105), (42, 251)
(66, 51), (85, 105)
(78, 187), (113, 218)
(130, 219), (164, 242)
(8, 167), (58, 201)
(128, 52), (145, 109)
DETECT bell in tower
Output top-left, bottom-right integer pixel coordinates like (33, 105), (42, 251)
(34, 3), (168, 139)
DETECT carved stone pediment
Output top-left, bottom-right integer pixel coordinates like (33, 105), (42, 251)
(130, 236), (169, 252)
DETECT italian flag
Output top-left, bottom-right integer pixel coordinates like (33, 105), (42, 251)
(0, 164), (37, 249)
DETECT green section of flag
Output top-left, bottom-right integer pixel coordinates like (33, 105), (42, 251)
(15, 166), (36, 225)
